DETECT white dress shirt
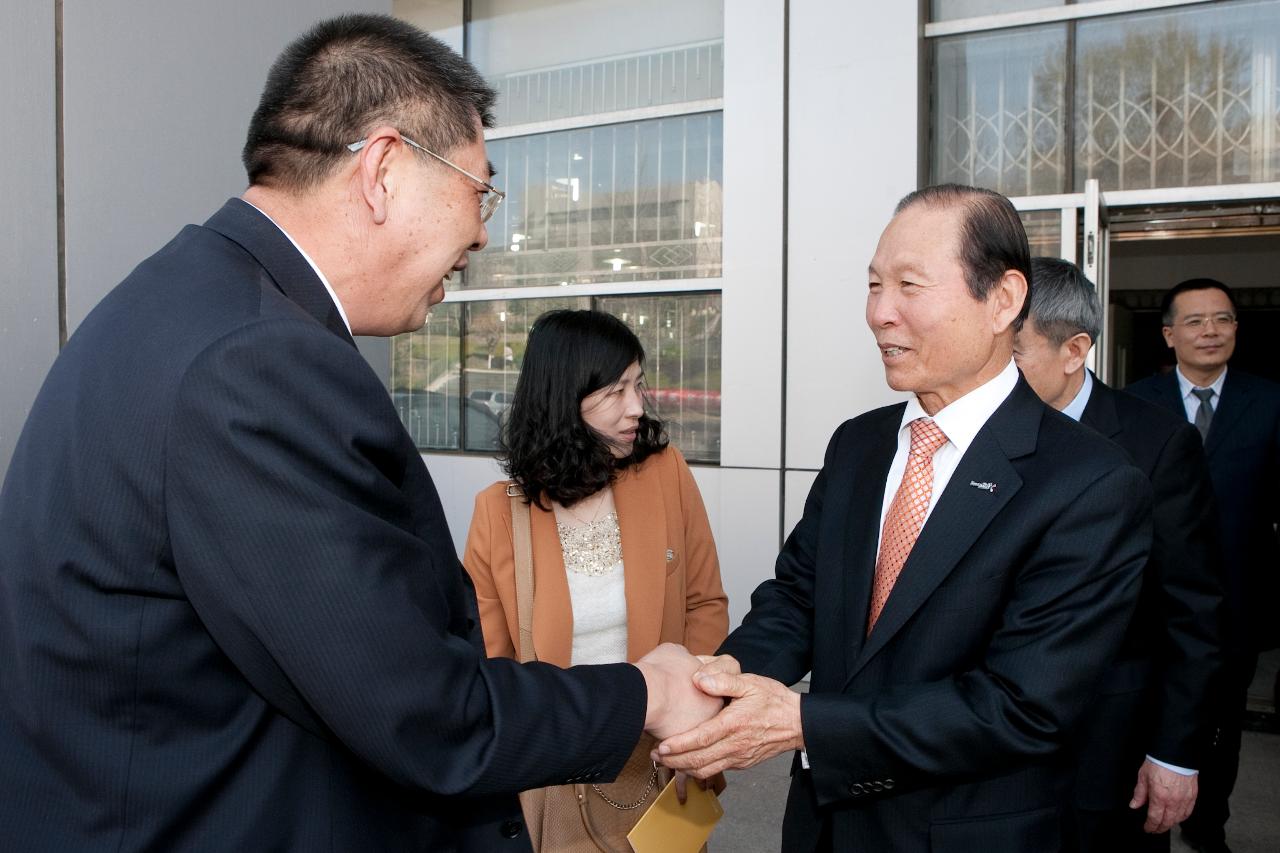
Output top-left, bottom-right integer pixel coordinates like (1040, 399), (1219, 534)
(241, 199), (353, 335)
(1060, 369), (1094, 423)
(1175, 365), (1227, 425)
(875, 359), (1020, 556)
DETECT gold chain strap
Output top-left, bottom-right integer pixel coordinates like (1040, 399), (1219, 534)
(589, 762), (659, 810)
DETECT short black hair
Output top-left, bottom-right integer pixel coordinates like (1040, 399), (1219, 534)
(1026, 257), (1101, 346)
(1160, 278), (1237, 325)
(894, 183), (1032, 327)
(501, 310), (668, 510)
(243, 14), (496, 190)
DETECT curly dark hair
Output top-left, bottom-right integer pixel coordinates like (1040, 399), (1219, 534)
(501, 310), (668, 510)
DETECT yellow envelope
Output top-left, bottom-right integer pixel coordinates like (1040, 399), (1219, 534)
(626, 777), (724, 853)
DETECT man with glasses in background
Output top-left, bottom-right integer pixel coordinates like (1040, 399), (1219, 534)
(0, 14), (717, 852)
(1126, 278), (1280, 853)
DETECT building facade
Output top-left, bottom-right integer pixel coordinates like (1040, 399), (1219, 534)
(3, 0), (1277, 627)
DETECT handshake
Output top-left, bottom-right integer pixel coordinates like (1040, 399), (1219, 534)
(634, 644), (805, 780)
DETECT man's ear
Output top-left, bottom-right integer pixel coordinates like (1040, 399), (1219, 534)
(352, 125), (405, 226)
(992, 269), (1029, 334)
(1062, 332), (1093, 375)
(1161, 325), (1175, 349)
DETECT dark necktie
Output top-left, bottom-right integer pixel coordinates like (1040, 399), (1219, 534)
(1191, 387), (1215, 441)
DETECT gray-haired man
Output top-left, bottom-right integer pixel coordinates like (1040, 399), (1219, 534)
(1014, 257), (1224, 851)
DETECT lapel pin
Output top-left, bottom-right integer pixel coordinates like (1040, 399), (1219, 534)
(969, 481), (997, 493)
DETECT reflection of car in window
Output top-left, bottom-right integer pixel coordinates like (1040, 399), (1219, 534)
(468, 389), (512, 417)
(392, 390), (501, 451)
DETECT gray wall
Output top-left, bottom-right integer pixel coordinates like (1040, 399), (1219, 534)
(0, 3), (60, 477)
(0, 1), (389, 480)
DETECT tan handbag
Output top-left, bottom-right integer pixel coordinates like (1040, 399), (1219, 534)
(509, 488), (669, 853)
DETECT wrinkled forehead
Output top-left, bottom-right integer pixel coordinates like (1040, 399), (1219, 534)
(872, 203), (964, 269)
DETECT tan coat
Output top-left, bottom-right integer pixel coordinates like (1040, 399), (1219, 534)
(463, 446), (728, 666)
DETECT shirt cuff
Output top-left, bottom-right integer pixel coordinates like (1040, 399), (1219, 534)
(1147, 755), (1197, 776)
(800, 749), (810, 770)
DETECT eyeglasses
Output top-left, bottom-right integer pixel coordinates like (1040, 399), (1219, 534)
(347, 135), (505, 223)
(1174, 313), (1237, 331)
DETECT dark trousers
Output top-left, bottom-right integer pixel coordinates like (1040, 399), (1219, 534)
(1180, 651), (1258, 843)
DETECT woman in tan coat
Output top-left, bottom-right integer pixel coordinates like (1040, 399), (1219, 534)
(463, 309), (728, 852)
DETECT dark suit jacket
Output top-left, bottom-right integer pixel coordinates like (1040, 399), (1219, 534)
(1070, 377), (1223, 808)
(1126, 369), (1280, 653)
(0, 199), (646, 852)
(721, 378), (1152, 853)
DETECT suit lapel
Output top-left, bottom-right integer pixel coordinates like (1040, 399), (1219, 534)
(1154, 372), (1185, 420)
(204, 198), (356, 346)
(845, 381), (1039, 686)
(529, 501), (574, 666)
(1079, 377), (1121, 440)
(1204, 371), (1253, 458)
(840, 411), (901, 668)
(613, 463), (666, 662)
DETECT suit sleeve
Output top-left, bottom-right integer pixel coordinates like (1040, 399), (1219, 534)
(672, 450), (729, 656)
(164, 318), (645, 797)
(462, 491), (519, 661)
(799, 463), (1150, 807)
(1145, 422), (1224, 767)
(718, 424), (850, 683)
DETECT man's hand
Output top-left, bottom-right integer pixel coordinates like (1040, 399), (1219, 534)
(694, 654), (741, 679)
(1129, 758), (1198, 834)
(635, 644), (724, 741)
(651, 671), (803, 779)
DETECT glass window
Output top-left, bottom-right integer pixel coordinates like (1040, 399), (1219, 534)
(932, 25), (1068, 196)
(1074, 0), (1280, 191)
(931, 0), (1280, 195)
(932, 1), (1064, 22)
(461, 297), (589, 451)
(390, 303), (462, 451)
(599, 293), (722, 462)
(1018, 210), (1063, 258)
(470, 0), (723, 127)
(470, 113), (723, 289)
(390, 294), (722, 461)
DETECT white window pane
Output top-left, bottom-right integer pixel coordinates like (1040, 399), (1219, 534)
(470, 113), (723, 289)
(470, 0), (723, 126)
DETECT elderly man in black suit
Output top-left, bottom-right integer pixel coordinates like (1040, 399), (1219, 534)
(0, 15), (717, 852)
(654, 185), (1152, 852)
(1013, 257), (1223, 852)
(1126, 278), (1280, 853)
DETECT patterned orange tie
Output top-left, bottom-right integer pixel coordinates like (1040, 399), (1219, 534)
(867, 417), (949, 634)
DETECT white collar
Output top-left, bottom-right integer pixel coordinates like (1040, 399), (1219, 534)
(1175, 364), (1227, 399)
(1060, 369), (1094, 422)
(241, 199), (353, 335)
(898, 358), (1020, 454)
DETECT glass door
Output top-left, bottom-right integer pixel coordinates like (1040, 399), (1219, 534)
(1013, 177), (1112, 379)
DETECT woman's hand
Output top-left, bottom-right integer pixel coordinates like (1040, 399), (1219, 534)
(673, 770), (727, 804)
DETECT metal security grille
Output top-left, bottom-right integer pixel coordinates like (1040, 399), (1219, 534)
(490, 40), (724, 127)
(932, 0), (1280, 194)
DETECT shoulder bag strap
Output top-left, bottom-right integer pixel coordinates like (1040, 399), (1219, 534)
(508, 485), (537, 664)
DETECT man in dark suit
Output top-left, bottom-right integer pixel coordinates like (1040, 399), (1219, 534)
(1013, 257), (1223, 852)
(0, 15), (716, 852)
(1125, 278), (1280, 853)
(655, 185), (1152, 851)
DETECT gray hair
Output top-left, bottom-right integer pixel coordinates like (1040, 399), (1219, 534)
(1025, 257), (1101, 346)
